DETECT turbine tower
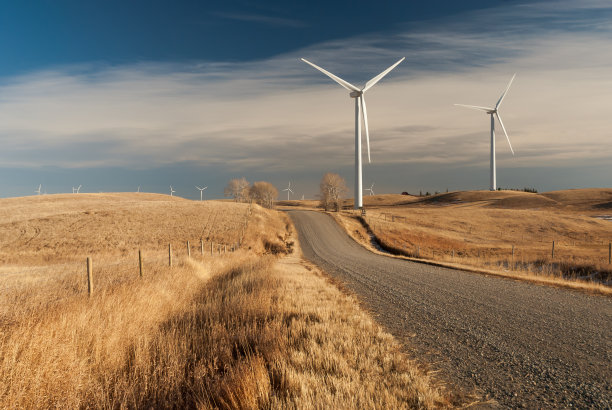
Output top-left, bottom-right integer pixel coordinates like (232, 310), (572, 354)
(35, 184), (42, 195)
(196, 185), (208, 201)
(302, 57), (404, 209)
(364, 182), (375, 196)
(282, 182), (294, 201)
(455, 74), (516, 191)
(169, 186), (176, 197)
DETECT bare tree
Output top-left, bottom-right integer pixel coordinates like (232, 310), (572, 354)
(249, 181), (278, 209)
(224, 177), (250, 202)
(319, 173), (348, 211)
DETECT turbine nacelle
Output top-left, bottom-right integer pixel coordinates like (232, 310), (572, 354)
(349, 90), (363, 98)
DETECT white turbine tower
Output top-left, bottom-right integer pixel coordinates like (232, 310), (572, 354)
(137, 185), (141, 193)
(196, 185), (208, 201)
(35, 184), (42, 195)
(169, 185), (176, 197)
(455, 74), (516, 191)
(283, 182), (294, 201)
(302, 57), (404, 209)
(364, 182), (375, 196)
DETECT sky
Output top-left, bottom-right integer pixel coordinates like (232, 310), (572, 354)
(0, 0), (611, 200)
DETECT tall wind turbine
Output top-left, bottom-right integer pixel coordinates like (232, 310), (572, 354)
(364, 182), (375, 196)
(455, 74), (516, 191)
(72, 185), (82, 194)
(169, 185), (176, 197)
(35, 184), (42, 195)
(283, 182), (294, 201)
(302, 57), (404, 209)
(196, 185), (208, 201)
(137, 185), (141, 193)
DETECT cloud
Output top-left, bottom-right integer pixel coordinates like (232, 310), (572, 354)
(0, 0), (610, 193)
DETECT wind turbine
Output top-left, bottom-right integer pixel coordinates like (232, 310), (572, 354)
(169, 186), (175, 197)
(455, 74), (516, 191)
(72, 185), (82, 194)
(137, 185), (141, 193)
(302, 57), (404, 209)
(282, 182), (294, 201)
(364, 182), (375, 196)
(196, 185), (208, 201)
(35, 184), (41, 195)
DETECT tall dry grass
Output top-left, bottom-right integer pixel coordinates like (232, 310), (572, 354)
(0, 248), (446, 409)
(334, 205), (611, 293)
(1, 193), (446, 408)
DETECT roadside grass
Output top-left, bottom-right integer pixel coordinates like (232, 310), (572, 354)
(1, 193), (448, 408)
(333, 211), (612, 296)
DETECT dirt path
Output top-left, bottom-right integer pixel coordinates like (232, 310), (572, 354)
(288, 210), (612, 408)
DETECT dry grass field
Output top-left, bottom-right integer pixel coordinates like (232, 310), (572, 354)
(340, 189), (612, 290)
(0, 193), (446, 408)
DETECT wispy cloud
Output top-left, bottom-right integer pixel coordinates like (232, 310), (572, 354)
(211, 11), (307, 28)
(0, 0), (610, 193)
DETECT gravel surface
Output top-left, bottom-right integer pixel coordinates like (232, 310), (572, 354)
(288, 210), (612, 408)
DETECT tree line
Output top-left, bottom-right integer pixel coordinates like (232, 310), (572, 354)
(224, 178), (278, 209)
(224, 173), (349, 211)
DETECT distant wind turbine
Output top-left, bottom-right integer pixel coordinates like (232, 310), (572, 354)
(301, 194), (305, 201)
(455, 74), (516, 191)
(35, 184), (41, 195)
(72, 185), (82, 194)
(302, 57), (404, 209)
(283, 182), (294, 201)
(364, 183), (375, 196)
(196, 185), (208, 201)
(170, 186), (176, 197)
(137, 185), (141, 193)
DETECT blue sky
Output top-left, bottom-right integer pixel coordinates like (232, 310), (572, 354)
(0, 0), (611, 199)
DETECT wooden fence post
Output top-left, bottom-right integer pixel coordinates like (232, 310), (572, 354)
(416, 245), (420, 258)
(169, 243), (173, 267)
(138, 249), (143, 278)
(511, 245), (515, 269)
(452, 249), (455, 259)
(211, 241), (214, 256)
(87, 257), (93, 296)
(551, 240), (555, 259)
(187, 240), (191, 258)
(200, 238), (204, 255)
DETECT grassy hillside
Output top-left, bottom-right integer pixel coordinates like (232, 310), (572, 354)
(0, 193), (447, 408)
(333, 189), (612, 289)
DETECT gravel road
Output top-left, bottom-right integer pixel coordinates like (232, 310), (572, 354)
(288, 210), (612, 408)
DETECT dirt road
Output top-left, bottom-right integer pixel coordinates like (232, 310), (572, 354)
(288, 210), (611, 408)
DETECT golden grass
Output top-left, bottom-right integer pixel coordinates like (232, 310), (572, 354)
(331, 189), (612, 295)
(0, 193), (288, 264)
(0, 193), (446, 408)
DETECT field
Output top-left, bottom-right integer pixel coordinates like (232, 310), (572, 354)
(0, 193), (446, 408)
(337, 189), (612, 290)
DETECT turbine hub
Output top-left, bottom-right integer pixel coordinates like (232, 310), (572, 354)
(349, 90), (362, 98)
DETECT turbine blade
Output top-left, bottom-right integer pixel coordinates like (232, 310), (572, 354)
(363, 57), (405, 92)
(454, 104), (493, 112)
(495, 113), (514, 155)
(301, 58), (360, 92)
(495, 73), (516, 109)
(361, 95), (371, 163)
